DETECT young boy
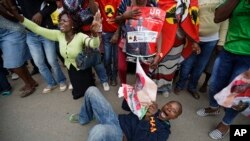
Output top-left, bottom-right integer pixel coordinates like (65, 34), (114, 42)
(69, 86), (182, 141)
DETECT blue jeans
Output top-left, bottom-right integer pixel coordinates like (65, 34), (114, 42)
(102, 32), (118, 81)
(78, 87), (123, 141)
(0, 29), (30, 69)
(26, 31), (66, 87)
(0, 56), (11, 92)
(176, 40), (217, 91)
(209, 49), (250, 124)
(94, 62), (108, 83)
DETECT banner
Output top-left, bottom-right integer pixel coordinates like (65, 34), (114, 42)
(157, 0), (199, 58)
(214, 70), (250, 118)
(124, 6), (165, 57)
(118, 58), (158, 119)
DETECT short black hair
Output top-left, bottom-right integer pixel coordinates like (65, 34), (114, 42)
(59, 10), (83, 33)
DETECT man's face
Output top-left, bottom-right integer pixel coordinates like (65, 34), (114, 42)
(158, 102), (181, 120)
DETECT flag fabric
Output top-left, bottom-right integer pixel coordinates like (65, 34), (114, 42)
(157, 0), (199, 58)
(118, 58), (158, 119)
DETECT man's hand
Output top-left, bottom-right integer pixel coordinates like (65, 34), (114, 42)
(192, 42), (201, 54)
(123, 7), (141, 19)
(0, 0), (23, 22)
(110, 32), (119, 44)
(90, 10), (102, 36)
(150, 55), (161, 69)
(145, 102), (158, 120)
(216, 45), (223, 51)
(32, 12), (43, 25)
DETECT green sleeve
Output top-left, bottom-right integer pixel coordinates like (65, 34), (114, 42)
(83, 36), (100, 49)
(22, 18), (60, 41)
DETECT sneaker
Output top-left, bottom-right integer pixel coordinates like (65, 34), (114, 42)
(163, 91), (169, 97)
(11, 73), (19, 80)
(1, 90), (12, 96)
(197, 107), (220, 117)
(102, 82), (110, 91)
(42, 85), (57, 94)
(68, 83), (73, 90)
(59, 83), (67, 92)
(209, 122), (229, 140)
(69, 114), (79, 123)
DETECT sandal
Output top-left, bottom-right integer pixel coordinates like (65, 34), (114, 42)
(197, 107), (220, 117)
(209, 122), (229, 140)
(69, 114), (79, 123)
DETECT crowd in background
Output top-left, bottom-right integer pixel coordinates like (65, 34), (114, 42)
(0, 0), (249, 140)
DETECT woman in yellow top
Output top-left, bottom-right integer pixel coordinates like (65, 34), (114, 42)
(4, 0), (101, 99)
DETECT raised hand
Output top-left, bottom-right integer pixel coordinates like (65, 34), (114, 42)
(1, 0), (24, 22)
(90, 10), (102, 35)
(0, 0), (16, 21)
(32, 12), (42, 25)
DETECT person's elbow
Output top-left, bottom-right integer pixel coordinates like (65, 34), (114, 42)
(214, 17), (221, 23)
(214, 11), (229, 23)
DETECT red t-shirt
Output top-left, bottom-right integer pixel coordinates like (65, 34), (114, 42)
(95, 0), (120, 32)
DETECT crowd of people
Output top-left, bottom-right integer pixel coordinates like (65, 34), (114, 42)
(0, 0), (249, 140)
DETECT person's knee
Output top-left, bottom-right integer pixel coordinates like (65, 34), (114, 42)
(88, 125), (108, 140)
(85, 86), (99, 96)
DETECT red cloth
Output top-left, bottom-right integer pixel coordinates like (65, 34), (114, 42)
(157, 0), (199, 58)
(96, 0), (120, 32)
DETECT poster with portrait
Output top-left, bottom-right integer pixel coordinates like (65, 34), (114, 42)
(214, 70), (250, 118)
(124, 6), (165, 57)
(118, 58), (158, 119)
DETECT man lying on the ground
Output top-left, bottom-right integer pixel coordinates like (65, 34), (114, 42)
(69, 86), (182, 141)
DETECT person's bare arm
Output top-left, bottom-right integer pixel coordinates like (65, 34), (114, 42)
(110, 27), (120, 44)
(150, 32), (162, 69)
(89, 0), (98, 14)
(214, 0), (240, 23)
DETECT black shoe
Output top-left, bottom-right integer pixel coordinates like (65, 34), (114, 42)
(187, 89), (200, 99)
(30, 69), (39, 75)
(110, 79), (117, 86)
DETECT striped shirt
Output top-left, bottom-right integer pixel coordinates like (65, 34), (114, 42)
(117, 0), (157, 14)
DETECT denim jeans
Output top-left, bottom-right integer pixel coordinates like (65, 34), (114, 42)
(26, 31), (66, 87)
(94, 62), (108, 83)
(78, 87), (123, 141)
(176, 40), (217, 91)
(0, 56), (11, 92)
(0, 29), (30, 69)
(209, 49), (250, 124)
(102, 32), (118, 81)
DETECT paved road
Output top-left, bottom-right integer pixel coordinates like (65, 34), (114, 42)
(0, 68), (249, 141)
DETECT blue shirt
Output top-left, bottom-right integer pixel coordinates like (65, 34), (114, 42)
(118, 110), (171, 141)
(117, 0), (157, 14)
